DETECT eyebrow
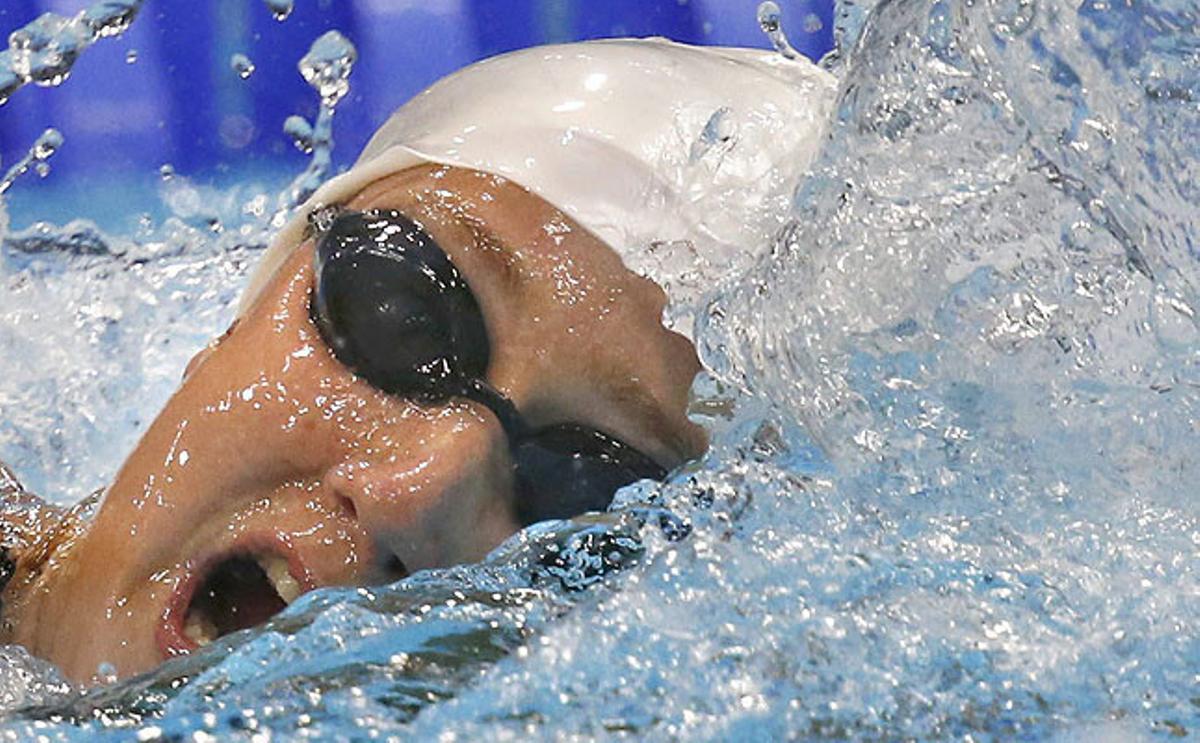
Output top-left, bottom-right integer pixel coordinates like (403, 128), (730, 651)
(308, 200), (530, 301)
(433, 203), (534, 299)
(435, 212), (690, 462)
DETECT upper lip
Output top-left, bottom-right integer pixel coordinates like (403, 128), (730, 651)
(156, 531), (315, 659)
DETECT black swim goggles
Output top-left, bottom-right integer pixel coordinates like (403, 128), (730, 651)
(308, 208), (667, 526)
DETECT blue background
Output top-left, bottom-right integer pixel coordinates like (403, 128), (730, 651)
(0, 0), (833, 231)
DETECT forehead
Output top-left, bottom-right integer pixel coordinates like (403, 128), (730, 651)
(345, 165), (632, 293)
(330, 163), (705, 462)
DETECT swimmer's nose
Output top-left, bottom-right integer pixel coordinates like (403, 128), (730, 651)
(325, 403), (519, 576)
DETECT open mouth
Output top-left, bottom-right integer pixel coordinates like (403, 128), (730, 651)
(183, 552), (302, 647)
(160, 544), (312, 656)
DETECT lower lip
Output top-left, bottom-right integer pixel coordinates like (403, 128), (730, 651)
(156, 534), (313, 659)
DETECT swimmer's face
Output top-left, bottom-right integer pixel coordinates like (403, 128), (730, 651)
(10, 164), (705, 682)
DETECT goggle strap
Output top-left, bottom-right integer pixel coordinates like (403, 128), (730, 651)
(459, 377), (531, 442)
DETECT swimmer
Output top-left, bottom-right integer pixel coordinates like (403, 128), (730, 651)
(0, 38), (835, 682)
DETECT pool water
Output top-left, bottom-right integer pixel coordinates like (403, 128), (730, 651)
(1, 0), (1198, 740)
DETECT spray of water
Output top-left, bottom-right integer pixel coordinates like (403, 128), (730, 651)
(0, 0), (143, 106)
(277, 30), (357, 216)
(0, 22), (358, 507)
(0, 1), (1197, 739)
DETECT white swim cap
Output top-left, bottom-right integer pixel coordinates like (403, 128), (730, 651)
(239, 37), (837, 315)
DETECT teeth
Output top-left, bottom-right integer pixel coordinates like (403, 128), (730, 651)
(184, 611), (216, 647)
(259, 553), (302, 605)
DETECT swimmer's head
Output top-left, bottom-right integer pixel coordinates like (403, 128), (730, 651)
(241, 37), (837, 319)
(0, 39), (835, 682)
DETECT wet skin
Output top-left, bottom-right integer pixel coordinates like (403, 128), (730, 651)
(0, 164), (706, 683)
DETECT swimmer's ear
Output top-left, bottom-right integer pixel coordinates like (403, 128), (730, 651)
(0, 464), (35, 617)
(0, 547), (13, 596)
(0, 464), (74, 614)
(181, 319), (241, 383)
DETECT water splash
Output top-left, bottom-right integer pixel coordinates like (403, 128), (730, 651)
(0, 128), (63, 196)
(0, 20), (326, 508)
(81, 1), (141, 39)
(756, 1), (800, 60)
(1, 0), (1198, 739)
(0, 647), (73, 711)
(0, 0), (143, 105)
(278, 30), (357, 212)
(0, 178), (276, 505)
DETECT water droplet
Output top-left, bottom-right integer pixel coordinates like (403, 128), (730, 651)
(159, 163), (175, 180)
(283, 115), (314, 154)
(756, 1), (799, 60)
(757, 1), (782, 33)
(298, 30), (357, 107)
(8, 13), (87, 87)
(231, 52), (256, 79)
(125, 48), (138, 63)
(263, 0), (295, 21)
(0, 128), (64, 194)
(82, 0), (144, 39)
(0, 57), (20, 105)
(242, 193), (268, 218)
(803, 12), (824, 33)
(32, 129), (64, 161)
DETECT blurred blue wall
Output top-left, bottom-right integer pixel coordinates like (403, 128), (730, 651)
(0, 0), (834, 229)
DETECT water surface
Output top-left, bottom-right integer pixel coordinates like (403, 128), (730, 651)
(0, 0), (1197, 739)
